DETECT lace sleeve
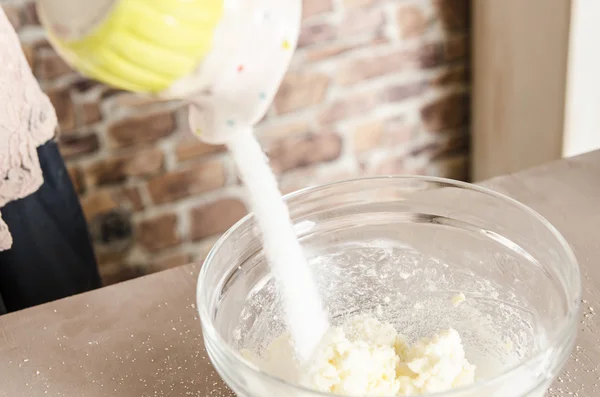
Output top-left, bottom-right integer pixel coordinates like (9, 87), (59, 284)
(0, 8), (58, 250)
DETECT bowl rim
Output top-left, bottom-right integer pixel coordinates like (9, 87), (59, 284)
(197, 175), (582, 397)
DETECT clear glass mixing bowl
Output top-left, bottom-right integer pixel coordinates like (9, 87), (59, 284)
(197, 177), (581, 397)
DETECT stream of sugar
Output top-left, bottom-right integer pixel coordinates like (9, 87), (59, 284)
(226, 127), (329, 361)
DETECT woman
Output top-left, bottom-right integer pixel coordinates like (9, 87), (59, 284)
(0, 8), (101, 314)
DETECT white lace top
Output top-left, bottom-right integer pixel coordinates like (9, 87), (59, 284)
(0, 8), (57, 250)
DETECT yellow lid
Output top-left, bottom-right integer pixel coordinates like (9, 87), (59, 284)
(43, 0), (223, 93)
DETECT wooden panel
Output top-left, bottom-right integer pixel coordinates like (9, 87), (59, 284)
(471, 0), (571, 181)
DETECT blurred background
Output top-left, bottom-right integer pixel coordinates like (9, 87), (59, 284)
(1, 0), (597, 285)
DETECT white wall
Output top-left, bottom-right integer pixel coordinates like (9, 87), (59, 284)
(563, 0), (600, 157)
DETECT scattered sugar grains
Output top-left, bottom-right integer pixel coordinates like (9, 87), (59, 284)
(243, 315), (476, 396)
(452, 293), (466, 307)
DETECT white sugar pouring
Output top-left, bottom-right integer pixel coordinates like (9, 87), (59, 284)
(179, 0), (327, 361)
(225, 127), (329, 362)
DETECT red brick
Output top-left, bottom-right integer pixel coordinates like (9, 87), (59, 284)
(336, 43), (442, 85)
(81, 188), (144, 222)
(121, 148), (164, 177)
(119, 187), (144, 212)
(353, 118), (414, 153)
(58, 133), (99, 159)
(381, 81), (429, 103)
(305, 37), (388, 62)
(299, 22), (337, 47)
(82, 102), (102, 125)
(72, 79), (101, 94)
(137, 213), (180, 252)
(366, 153), (428, 176)
(111, 93), (172, 108)
(33, 38), (52, 50)
(410, 133), (468, 159)
(339, 7), (385, 37)
(397, 4), (428, 38)
(99, 87), (125, 99)
(427, 154), (469, 180)
(84, 148), (164, 186)
(191, 199), (247, 241)
(279, 169), (316, 195)
(89, 209), (134, 263)
(101, 265), (145, 286)
(149, 253), (191, 272)
(343, 0), (378, 7)
(419, 42), (449, 67)
(432, 67), (468, 86)
(2, 4), (22, 30)
(274, 72), (329, 114)
(434, 0), (469, 32)
(147, 160), (225, 204)
(35, 50), (72, 80)
(67, 165), (85, 194)
(268, 133), (342, 173)
(81, 191), (119, 222)
(373, 155), (411, 175)
(445, 35), (468, 62)
(279, 167), (357, 195)
(21, 43), (35, 69)
(197, 236), (221, 261)
(417, 43), (448, 69)
(420, 42), (449, 67)
(353, 121), (383, 154)
(318, 93), (378, 124)
(336, 52), (404, 85)
(47, 88), (76, 131)
(175, 139), (225, 162)
(108, 111), (175, 148)
(22, 2), (40, 25)
(421, 93), (469, 131)
(303, 0), (333, 19)
(96, 252), (130, 270)
(257, 121), (310, 143)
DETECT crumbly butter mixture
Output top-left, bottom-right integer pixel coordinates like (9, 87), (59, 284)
(243, 315), (476, 396)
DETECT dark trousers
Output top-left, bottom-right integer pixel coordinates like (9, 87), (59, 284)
(0, 140), (101, 314)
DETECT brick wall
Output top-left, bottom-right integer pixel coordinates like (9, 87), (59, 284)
(2, 0), (470, 285)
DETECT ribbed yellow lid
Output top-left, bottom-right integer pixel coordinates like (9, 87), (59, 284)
(47, 0), (223, 93)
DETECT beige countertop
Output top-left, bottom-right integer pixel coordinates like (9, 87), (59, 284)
(1, 151), (600, 397)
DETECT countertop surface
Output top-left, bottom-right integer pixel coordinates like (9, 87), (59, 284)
(1, 151), (600, 397)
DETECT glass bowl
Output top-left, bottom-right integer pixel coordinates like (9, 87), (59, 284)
(197, 177), (580, 397)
